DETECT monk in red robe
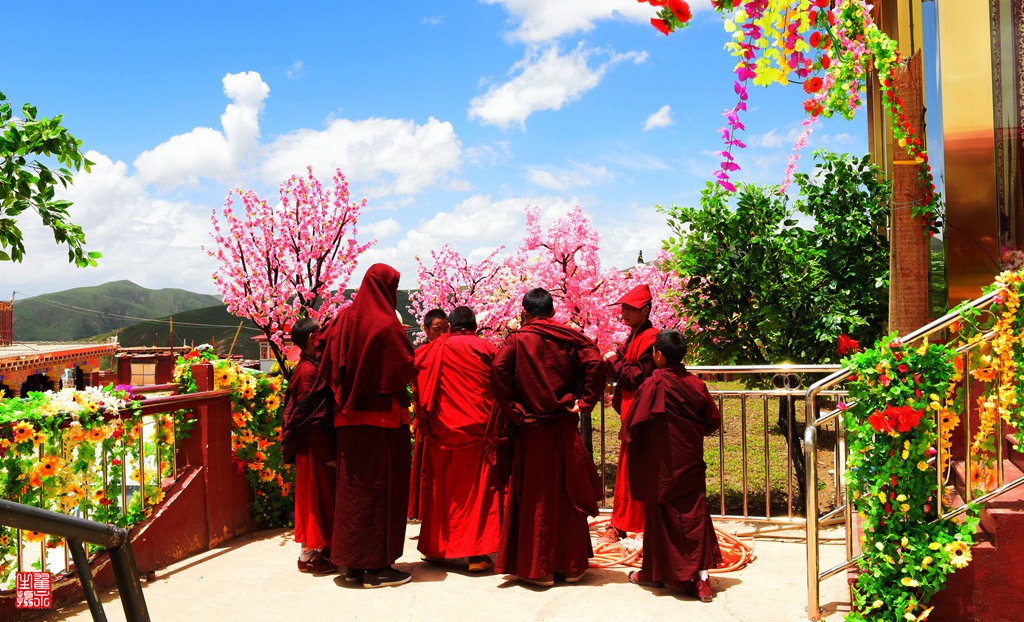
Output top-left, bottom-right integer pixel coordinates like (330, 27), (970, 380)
(408, 308), (449, 520)
(281, 318), (336, 574)
(411, 306), (501, 571)
(598, 283), (659, 543)
(623, 329), (722, 602)
(318, 263), (416, 588)
(491, 288), (606, 587)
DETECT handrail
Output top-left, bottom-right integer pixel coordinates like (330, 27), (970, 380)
(0, 499), (150, 622)
(802, 288), (1001, 621)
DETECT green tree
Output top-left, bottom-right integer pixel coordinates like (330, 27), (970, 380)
(0, 92), (98, 266)
(662, 150), (891, 366)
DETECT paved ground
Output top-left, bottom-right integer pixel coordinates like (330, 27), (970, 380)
(50, 522), (851, 622)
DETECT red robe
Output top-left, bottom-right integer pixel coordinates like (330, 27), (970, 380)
(491, 318), (606, 579)
(623, 365), (723, 584)
(318, 264), (416, 570)
(606, 321), (658, 534)
(411, 331), (502, 559)
(282, 353), (335, 550)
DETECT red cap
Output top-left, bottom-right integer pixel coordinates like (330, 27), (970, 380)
(612, 284), (652, 308)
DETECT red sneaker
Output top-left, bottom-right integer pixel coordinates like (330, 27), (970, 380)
(693, 577), (713, 602)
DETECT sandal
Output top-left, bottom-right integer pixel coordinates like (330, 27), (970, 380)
(628, 570), (665, 588)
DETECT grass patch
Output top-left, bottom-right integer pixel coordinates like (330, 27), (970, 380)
(587, 380), (841, 519)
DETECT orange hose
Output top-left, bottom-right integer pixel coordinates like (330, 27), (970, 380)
(587, 516), (755, 573)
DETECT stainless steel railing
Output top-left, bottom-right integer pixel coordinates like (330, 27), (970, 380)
(803, 288), (1024, 620)
(591, 364), (845, 523)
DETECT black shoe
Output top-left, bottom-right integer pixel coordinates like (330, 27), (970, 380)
(363, 566), (412, 588)
(344, 568), (363, 583)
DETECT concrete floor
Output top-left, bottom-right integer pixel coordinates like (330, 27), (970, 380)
(48, 522), (851, 622)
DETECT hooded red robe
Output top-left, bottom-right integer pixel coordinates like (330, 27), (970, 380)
(318, 263), (415, 570)
(410, 331), (502, 558)
(606, 320), (658, 534)
(490, 317), (606, 579)
(623, 365), (723, 584)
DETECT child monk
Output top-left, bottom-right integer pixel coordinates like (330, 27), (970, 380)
(281, 318), (337, 574)
(623, 329), (722, 602)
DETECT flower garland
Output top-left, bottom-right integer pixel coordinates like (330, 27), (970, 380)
(0, 385), (176, 587)
(173, 349), (293, 526)
(638, 0), (943, 234)
(844, 335), (979, 622)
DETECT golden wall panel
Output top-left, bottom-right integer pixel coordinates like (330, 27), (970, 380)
(937, 0), (1001, 305)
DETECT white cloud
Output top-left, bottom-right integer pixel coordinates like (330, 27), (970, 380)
(748, 128), (785, 148)
(482, 0), (715, 43)
(285, 61), (305, 79)
(351, 194), (578, 289)
(261, 117), (462, 197)
(527, 162), (614, 190)
(363, 218), (402, 239)
(468, 43), (647, 130)
(133, 71), (269, 191)
(643, 104), (673, 131)
(5, 151), (220, 296)
(465, 140), (513, 166)
(420, 16), (444, 26)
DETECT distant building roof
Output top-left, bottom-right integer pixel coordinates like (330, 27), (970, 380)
(0, 341), (118, 384)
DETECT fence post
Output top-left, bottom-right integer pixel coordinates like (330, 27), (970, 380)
(117, 355), (133, 386)
(154, 354), (174, 384)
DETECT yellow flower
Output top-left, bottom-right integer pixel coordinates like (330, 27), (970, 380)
(34, 455), (62, 478)
(901, 536), (909, 547)
(265, 394), (281, 411)
(871, 600), (884, 609)
(921, 556), (933, 569)
(917, 461), (929, 471)
(897, 495), (907, 503)
(875, 542), (885, 551)
(878, 491), (887, 503)
(928, 542), (942, 550)
(900, 503), (910, 512)
(240, 385), (256, 400)
(946, 540), (972, 568)
(901, 576), (920, 587)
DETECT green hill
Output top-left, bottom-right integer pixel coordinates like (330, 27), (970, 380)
(101, 289), (419, 360)
(12, 280), (223, 342)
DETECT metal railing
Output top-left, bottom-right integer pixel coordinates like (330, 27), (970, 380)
(591, 364), (845, 523)
(0, 499), (149, 622)
(803, 288), (1024, 620)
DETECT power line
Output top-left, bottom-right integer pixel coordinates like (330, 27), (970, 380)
(12, 291), (261, 332)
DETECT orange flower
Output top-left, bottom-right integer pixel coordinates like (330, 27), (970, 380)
(259, 469), (275, 482)
(22, 530), (45, 543)
(34, 455), (62, 478)
(11, 421), (35, 444)
(265, 395), (281, 412)
(86, 427), (106, 442)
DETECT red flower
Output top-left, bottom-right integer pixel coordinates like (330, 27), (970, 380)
(803, 76), (823, 94)
(820, 54), (831, 69)
(892, 405), (923, 432)
(897, 363), (909, 374)
(814, 0), (830, 7)
(668, 0), (692, 24)
(867, 410), (894, 433)
(809, 31), (822, 48)
(837, 334), (860, 355)
(651, 17), (671, 35)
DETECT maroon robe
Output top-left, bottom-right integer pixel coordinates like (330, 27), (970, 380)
(318, 263), (415, 570)
(606, 321), (658, 534)
(282, 353), (335, 550)
(623, 364), (723, 584)
(490, 317), (606, 579)
(411, 331), (502, 558)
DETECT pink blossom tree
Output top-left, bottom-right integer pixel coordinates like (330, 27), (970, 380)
(207, 167), (373, 375)
(410, 205), (694, 350)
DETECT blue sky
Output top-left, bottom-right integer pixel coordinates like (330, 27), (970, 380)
(6, 0), (868, 297)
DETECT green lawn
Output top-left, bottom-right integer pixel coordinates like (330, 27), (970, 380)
(587, 381), (841, 519)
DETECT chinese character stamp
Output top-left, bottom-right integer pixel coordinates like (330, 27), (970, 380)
(15, 571), (52, 609)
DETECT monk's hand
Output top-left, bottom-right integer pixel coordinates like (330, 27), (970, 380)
(568, 399), (581, 414)
(603, 351), (616, 361)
